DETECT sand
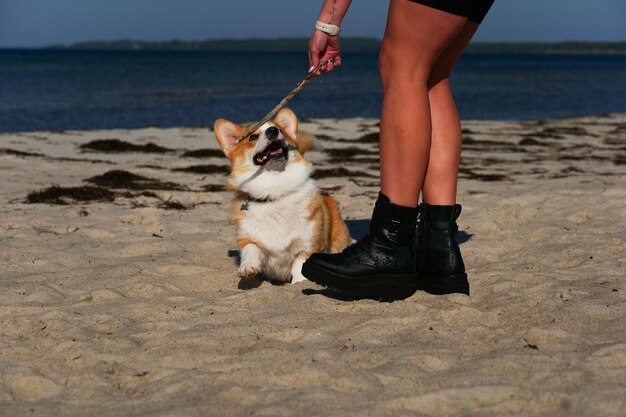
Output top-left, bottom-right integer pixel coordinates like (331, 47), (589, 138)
(0, 114), (624, 416)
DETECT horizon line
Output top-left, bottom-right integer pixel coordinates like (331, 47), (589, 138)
(2, 37), (626, 49)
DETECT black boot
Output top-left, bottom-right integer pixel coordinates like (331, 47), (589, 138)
(302, 192), (419, 300)
(415, 203), (470, 295)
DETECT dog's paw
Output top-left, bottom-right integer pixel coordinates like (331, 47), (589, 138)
(238, 261), (261, 279)
(291, 273), (308, 284)
(290, 256), (308, 284)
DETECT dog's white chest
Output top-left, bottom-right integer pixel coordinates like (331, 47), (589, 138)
(239, 196), (315, 255)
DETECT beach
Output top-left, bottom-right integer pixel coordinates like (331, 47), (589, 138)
(0, 114), (624, 416)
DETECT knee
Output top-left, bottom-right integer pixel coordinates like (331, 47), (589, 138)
(427, 59), (455, 90)
(378, 45), (396, 89)
(427, 73), (451, 92)
(378, 41), (397, 78)
(379, 41), (430, 89)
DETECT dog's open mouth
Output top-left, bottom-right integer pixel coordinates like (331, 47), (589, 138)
(254, 141), (288, 166)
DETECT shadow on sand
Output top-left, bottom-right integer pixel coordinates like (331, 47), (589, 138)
(227, 219), (472, 292)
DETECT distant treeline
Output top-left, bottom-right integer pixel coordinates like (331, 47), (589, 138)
(47, 38), (378, 52)
(47, 38), (626, 54)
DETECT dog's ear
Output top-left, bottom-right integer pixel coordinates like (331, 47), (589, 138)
(296, 131), (315, 154)
(275, 108), (298, 140)
(214, 119), (242, 154)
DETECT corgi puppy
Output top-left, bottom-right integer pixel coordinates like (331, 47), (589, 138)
(214, 108), (352, 284)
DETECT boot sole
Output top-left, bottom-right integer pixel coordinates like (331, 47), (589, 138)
(415, 273), (470, 296)
(301, 262), (418, 301)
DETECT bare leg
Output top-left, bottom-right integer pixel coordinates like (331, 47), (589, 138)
(379, 0), (467, 208)
(301, 1), (481, 298)
(422, 22), (480, 205)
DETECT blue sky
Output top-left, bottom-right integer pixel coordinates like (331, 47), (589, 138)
(1, 0), (625, 47)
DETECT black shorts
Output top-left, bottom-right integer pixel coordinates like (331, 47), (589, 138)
(408, 0), (495, 24)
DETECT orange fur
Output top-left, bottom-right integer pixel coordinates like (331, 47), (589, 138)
(296, 131), (315, 154)
(322, 194), (353, 252)
(305, 196), (328, 253)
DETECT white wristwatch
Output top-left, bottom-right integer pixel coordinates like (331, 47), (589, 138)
(315, 20), (341, 36)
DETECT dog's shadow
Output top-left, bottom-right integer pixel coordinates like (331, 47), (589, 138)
(227, 250), (287, 290)
(228, 219), (472, 291)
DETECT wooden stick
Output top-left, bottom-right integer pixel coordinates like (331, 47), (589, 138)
(234, 58), (329, 146)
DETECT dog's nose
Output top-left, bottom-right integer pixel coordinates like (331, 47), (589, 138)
(265, 126), (279, 140)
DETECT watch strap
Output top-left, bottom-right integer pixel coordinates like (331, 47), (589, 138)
(315, 20), (341, 36)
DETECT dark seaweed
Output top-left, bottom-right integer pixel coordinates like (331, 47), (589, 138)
(357, 132), (380, 143)
(326, 146), (379, 163)
(314, 167), (375, 179)
(136, 164), (168, 170)
(609, 124), (626, 135)
(181, 149), (224, 158)
(561, 166), (585, 174)
(328, 146), (378, 156)
(80, 139), (173, 154)
(172, 165), (229, 175)
(543, 126), (590, 136)
(518, 138), (548, 146)
(26, 186), (116, 205)
(86, 170), (187, 190)
(459, 168), (509, 182)
(158, 201), (188, 210)
(604, 137), (626, 146)
(0, 148), (46, 157)
(523, 131), (564, 140)
(202, 184), (227, 192)
(614, 154), (626, 165)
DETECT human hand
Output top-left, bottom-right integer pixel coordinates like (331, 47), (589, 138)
(308, 30), (342, 75)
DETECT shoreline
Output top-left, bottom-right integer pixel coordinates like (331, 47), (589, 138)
(1, 114), (624, 416)
(2, 111), (625, 135)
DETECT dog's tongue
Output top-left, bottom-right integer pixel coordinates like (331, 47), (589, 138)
(254, 142), (287, 166)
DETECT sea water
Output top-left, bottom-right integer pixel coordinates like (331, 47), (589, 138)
(1, 49), (625, 132)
